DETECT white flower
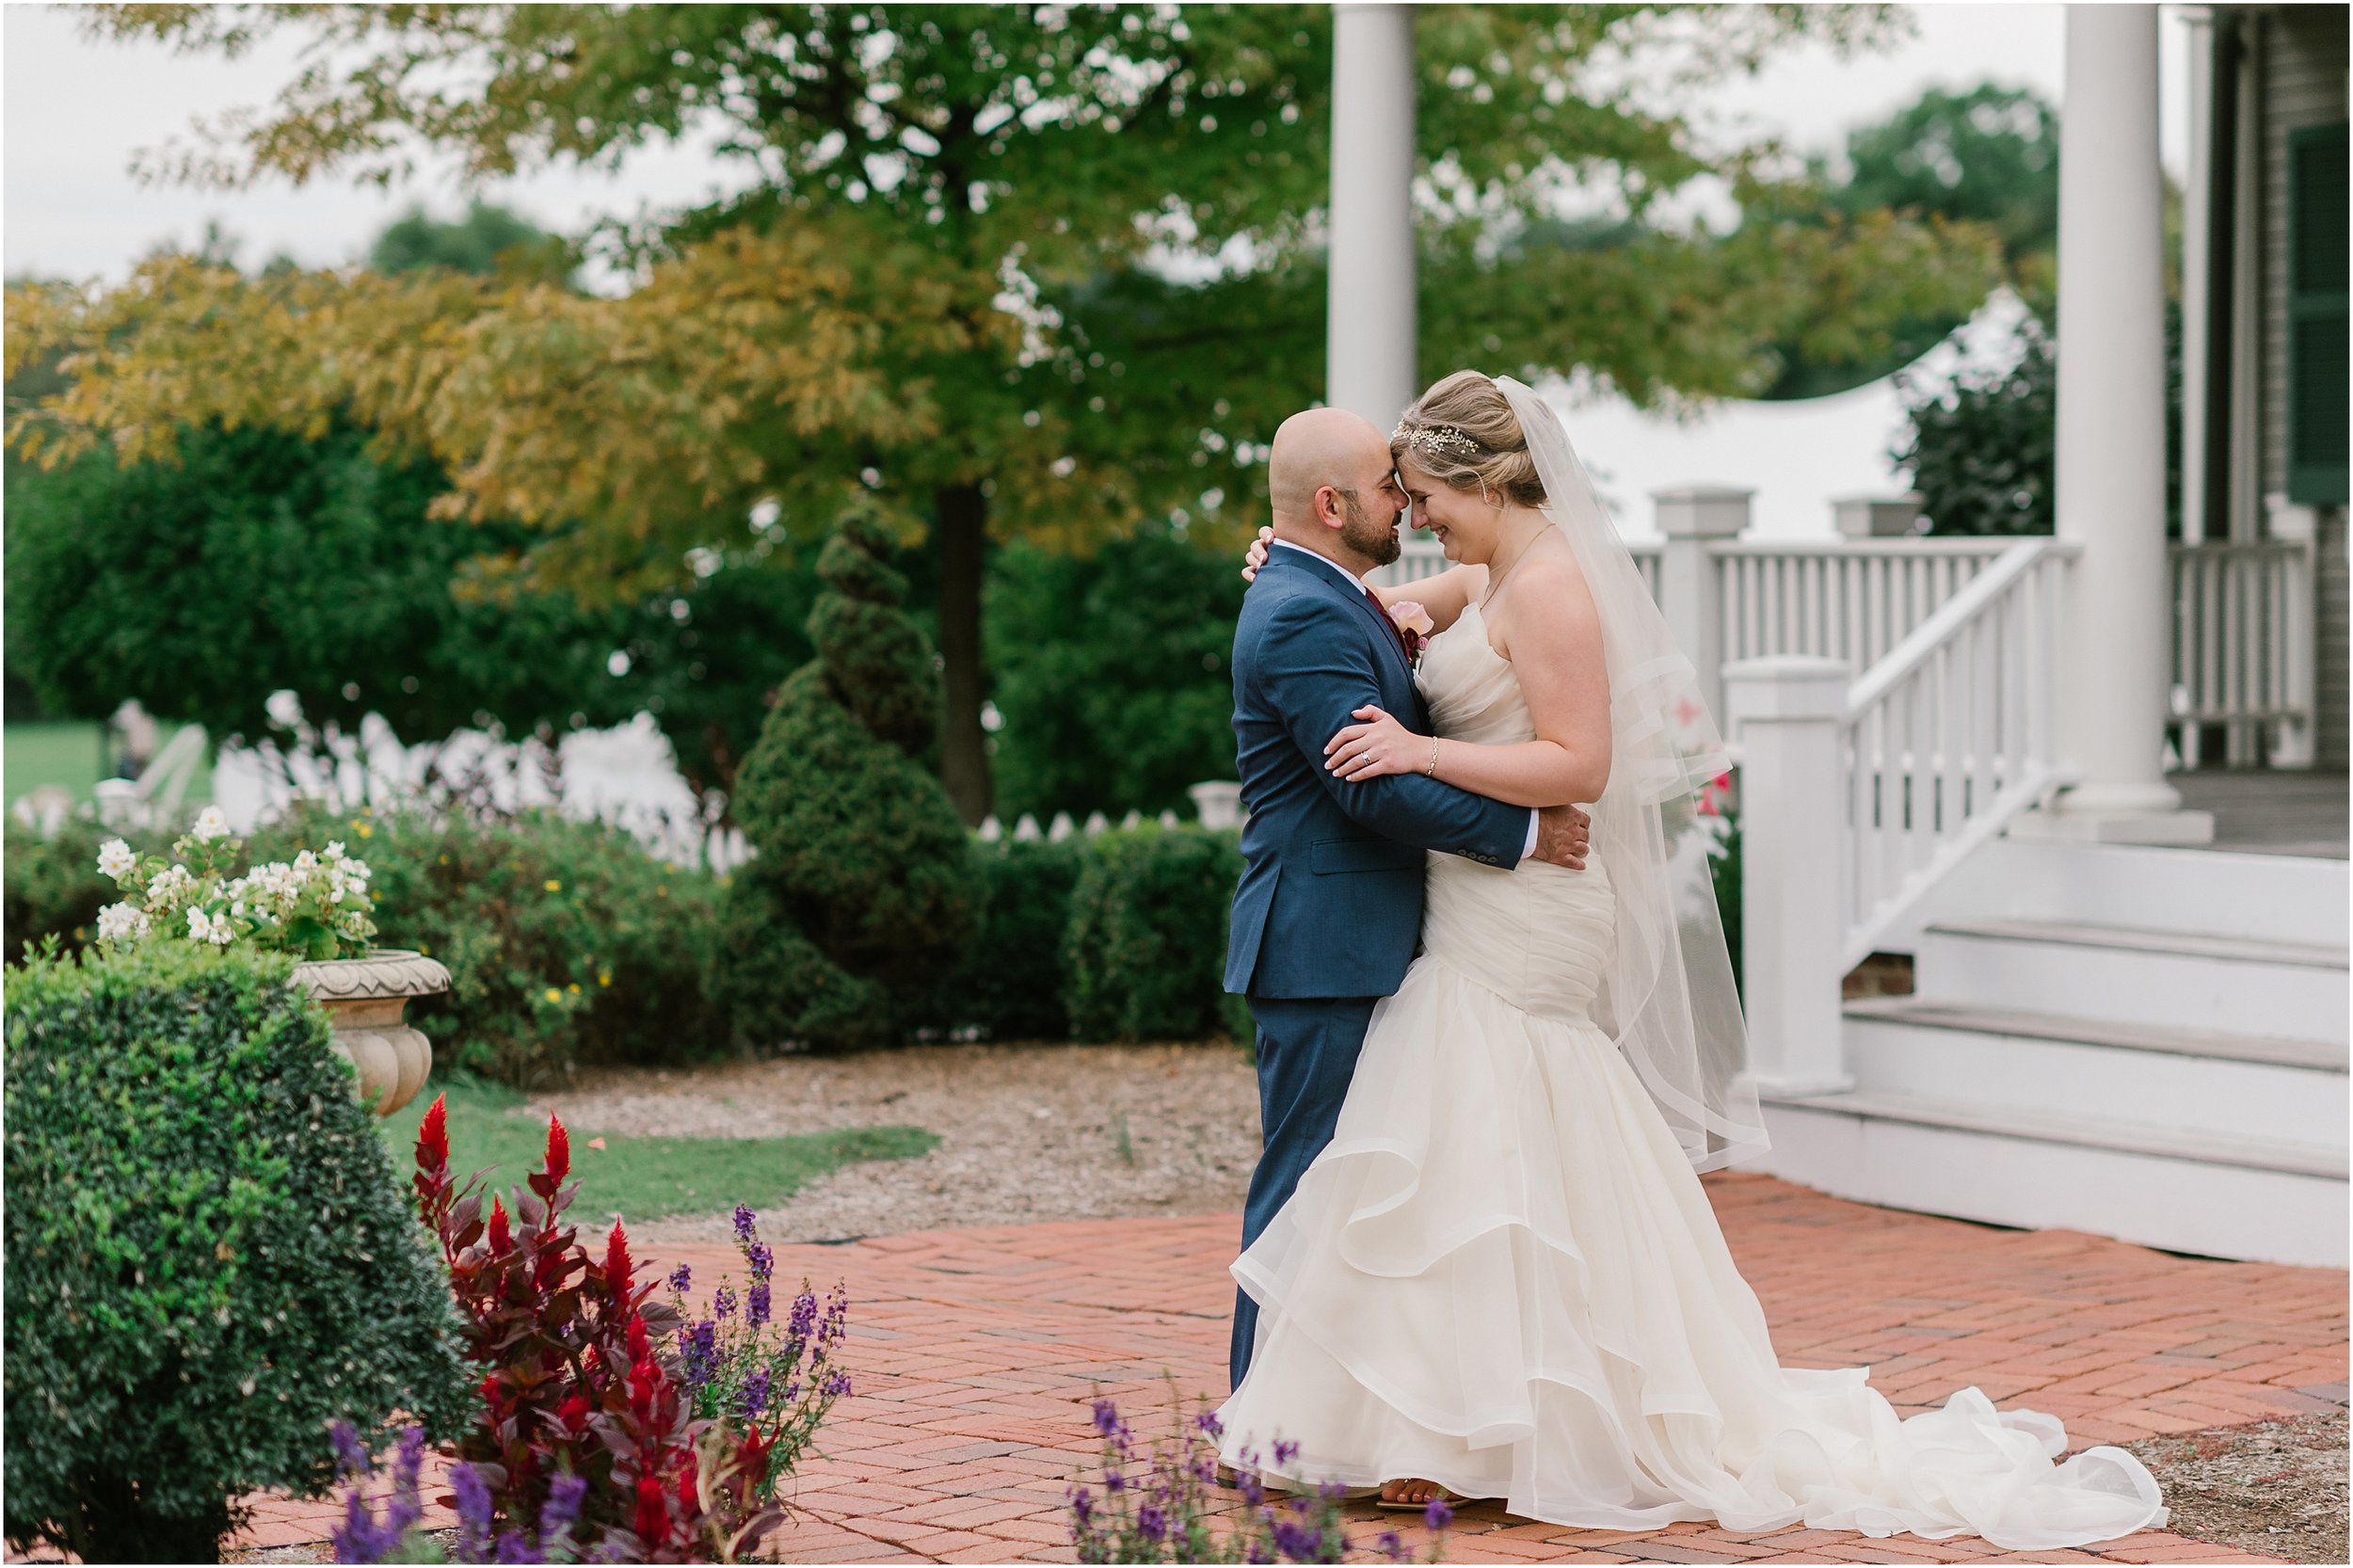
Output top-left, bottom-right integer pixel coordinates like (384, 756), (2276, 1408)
(293, 850), (319, 875)
(96, 903), (149, 944)
(323, 840), (346, 860)
(190, 806), (232, 841)
(96, 839), (138, 881)
(185, 906), (233, 946)
(144, 863), (197, 911)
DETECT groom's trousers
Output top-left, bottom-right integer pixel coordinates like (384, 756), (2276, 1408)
(1232, 991), (1381, 1392)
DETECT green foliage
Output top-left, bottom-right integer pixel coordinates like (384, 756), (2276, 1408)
(2, 419), (623, 746)
(986, 530), (1244, 822)
(936, 837), (1088, 1042)
(379, 1078), (936, 1222)
(1893, 319), (2057, 536)
(248, 805), (727, 1086)
(2, 815), (123, 957)
(2, 942), (472, 1562)
(1831, 85), (2059, 287)
(1064, 825), (1242, 1043)
(369, 200), (571, 282)
(716, 511), (981, 1050)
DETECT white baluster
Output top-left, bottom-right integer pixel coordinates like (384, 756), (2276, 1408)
(1654, 487), (1750, 723)
(1014, 813), (1042, 841)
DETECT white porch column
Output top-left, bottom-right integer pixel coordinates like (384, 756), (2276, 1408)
(1327, 3), (1417, 428)
(2024, 4), (2214, 844)
(1723, 656), (1853, 1096)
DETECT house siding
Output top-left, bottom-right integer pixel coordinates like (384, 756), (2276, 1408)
(2257, 8), (2349, 764)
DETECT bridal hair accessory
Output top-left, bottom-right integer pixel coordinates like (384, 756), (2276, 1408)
(1391, 421), (1483, 461)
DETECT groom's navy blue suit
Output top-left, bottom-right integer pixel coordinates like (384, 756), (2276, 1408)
(1225, 545), (1531, 1389)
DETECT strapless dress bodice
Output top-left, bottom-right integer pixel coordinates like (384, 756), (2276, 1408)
(1413, 604), (1611, 1024)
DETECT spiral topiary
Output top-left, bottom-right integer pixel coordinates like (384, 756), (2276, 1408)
(712, 507), (980, 1050)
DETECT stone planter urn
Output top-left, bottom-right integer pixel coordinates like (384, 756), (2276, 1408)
(291, 949), (451, 1117)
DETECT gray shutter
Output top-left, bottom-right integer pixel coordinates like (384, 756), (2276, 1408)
(2287, 122), (2348, 506)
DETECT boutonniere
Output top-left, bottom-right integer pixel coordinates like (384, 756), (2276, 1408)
(1390, 600), (1434, 667)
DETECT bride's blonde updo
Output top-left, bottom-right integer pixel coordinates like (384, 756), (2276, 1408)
(1390, 370), (1547, 508)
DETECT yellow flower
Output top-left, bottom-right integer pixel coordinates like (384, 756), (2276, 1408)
(544, 879), (563, 893)
(356, 824), (374, 839)
(543, 987), (562, 1004)
(598, 969), (613, 987)
(567, 983), (581, 995)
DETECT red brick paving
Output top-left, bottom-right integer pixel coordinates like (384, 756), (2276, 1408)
(73, 1173), (2350, 1563)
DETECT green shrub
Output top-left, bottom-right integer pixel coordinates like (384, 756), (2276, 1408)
(3, 942), (472, 1563)
(1, 815), (122, 958)
(248, 804), (727, 1085)
(933, 837), (1087, 1041)
(713, 510), (980, 1051)
(1064, 824), (1242, 1042)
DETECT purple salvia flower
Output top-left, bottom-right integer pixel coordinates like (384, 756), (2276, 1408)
(1068, 1485), (1094, 1525)
(1194, 1410), (1225, 1439)
(328, 1419), (370, 1478)
(789, 1290), (819, 1339)
(742, 1367), (773, 1419)
(1272, 1437), (1300, 1467)
(712, 1282), (737, 1320)
(784, 1379), (801, 1401)
(450, 1462), (495, 1562)
(681, 1320), (719, 1388)
(1138, 1504), (1167, 1544)
(822, 1369), (852, 1398)
(493, 1528), (546, 1563)
(747, 1278), (772, 1330)
(539, 1471), (588, 1547)
(385, 1427), (426, 1538)
(1105, 1468), (1125, 1493)
(667, 1262), (692, 1294)
(733, 1204), (757, 1244)
(1424, 1496), (1453, 1532)
(746, 1241), (773, 1281)
(1092, 1399), (1122, 1438)
(1378, 1528), (1407, 1562)
(1271, 1515), (1321, 1560)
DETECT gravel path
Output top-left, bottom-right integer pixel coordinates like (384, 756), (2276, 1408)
(525, 1041), (1263, 1248)
(2127, 1409), (2347, 1564)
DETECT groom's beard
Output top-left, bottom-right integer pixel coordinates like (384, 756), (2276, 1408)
(1340, 491), (1403, 568)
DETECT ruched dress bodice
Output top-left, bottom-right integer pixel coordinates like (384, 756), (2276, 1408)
(1414, 604), (1612, 1026)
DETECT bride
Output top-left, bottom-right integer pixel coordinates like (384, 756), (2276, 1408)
(1217, 371), (2167, 1550)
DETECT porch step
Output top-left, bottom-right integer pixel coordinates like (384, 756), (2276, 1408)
(1881, 839), (2350, 951)
(1915, 918), (2349, 1045)
(1756, 1089), (2348, 1268)
(1844, 998), (2349, 1147)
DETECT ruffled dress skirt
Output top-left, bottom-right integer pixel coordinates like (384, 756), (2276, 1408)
(1215, 850), (2167, 1551)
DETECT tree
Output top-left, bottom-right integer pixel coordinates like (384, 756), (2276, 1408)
(11, 5), (2002, 822)
(1891, 318), (2055, 536)
(369, 200), (572, 281)
(1763, 82), (2058, 399)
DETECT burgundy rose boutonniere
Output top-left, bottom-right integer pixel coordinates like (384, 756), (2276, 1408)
(1390, 600), (1434, 668)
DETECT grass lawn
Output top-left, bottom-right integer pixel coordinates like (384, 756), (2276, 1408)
(380, 1077), (938, 1225)
(3, 721), (213, 808)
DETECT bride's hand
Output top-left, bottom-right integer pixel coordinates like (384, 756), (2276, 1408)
(1325, 706), (1425, 782)
(1241, 526), (1273, 583)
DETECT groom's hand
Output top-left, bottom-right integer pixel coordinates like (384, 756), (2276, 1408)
(1531, 804), (1592, 870)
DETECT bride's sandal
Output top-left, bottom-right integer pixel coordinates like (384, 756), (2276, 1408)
(1374, 1480), (1470, 1512)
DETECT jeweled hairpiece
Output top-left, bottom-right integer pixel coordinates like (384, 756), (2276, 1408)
(1391, 421), (1484, 461)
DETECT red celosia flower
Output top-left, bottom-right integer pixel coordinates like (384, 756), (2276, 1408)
(633, 1475), (670, 1548)
(627, 1311), (651, 1365)
(556, 1393), (590, 1433)
(604, 1222), (632, 1308)
(417, 1094), (450, 1173)
(674, 1466), (698, 1524)
(488, 1195), (513, 1254)
(545, 1114), (570, 1188)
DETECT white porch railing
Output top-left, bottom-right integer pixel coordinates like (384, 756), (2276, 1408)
(2169, 536), (2314, 765)
(1712, 538), (2013, 673)
(1724, 537), (2079, 1092)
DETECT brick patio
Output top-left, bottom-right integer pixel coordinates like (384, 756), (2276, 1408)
(203, 1171), (2347, 1564)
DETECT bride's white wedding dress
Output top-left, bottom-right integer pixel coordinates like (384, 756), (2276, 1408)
(1215, 603), (2167, 1550)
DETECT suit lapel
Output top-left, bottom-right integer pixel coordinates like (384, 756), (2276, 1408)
(1270, 549), (1414, 686)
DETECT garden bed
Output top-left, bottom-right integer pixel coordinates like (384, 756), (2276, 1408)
(519, 1040), (1263, 1247)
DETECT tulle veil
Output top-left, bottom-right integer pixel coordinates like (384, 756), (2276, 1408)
(1494, 375), (1769, 1173)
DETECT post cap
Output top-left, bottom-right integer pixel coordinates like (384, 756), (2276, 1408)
(1651, 486), (1753, 540)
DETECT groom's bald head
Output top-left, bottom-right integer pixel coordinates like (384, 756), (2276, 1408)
(1268, 408), (1405, 572)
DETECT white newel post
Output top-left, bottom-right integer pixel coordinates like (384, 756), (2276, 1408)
(1327, 4), (1418, 430)
(1723, 656), (1853, 1096)
(2023, 4), (2213, 844)
(1653, 487), (1751, 725)
(2266, 496), (2320, 769)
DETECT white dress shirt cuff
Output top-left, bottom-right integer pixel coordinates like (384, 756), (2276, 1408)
(1522, 809), (1540, 862)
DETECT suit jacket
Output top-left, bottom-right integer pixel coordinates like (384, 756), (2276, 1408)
(1224, 547), (1531, 999)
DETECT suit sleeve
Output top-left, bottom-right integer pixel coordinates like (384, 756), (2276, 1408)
(1251, 592), (1532, 866)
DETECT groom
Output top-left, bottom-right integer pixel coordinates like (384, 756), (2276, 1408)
(1224, 408), (1591, 1390)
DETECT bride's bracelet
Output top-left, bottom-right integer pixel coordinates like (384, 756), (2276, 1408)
(1424, 740), (1439, 778)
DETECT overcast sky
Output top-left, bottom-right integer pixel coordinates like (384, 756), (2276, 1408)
(6, 4), (2188, 284)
